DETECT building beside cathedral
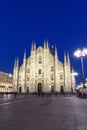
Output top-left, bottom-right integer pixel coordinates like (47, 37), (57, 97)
(0, 71), (13, 93)
(13, 41), (76, 93)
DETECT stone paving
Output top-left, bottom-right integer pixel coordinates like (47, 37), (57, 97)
(0, 94), (87, 130)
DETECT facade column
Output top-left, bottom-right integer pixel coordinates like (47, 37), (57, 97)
(13, 58), (19, 92)
(22, 51), (26, 92)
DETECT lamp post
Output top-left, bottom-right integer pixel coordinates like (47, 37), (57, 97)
(74, 48), (87, 88)
(71, 71), (78, 92)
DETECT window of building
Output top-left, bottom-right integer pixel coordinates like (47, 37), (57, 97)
(51, 66), (54, 71)
(19, 75), (22, 82)
(27, 68), (30, 73)
(60, 75), (63, 80)
(27, 77), (29, 81)
(38, 56), (42, 63)
(38, 69), (41, 74)
(51, 75), (54, 80)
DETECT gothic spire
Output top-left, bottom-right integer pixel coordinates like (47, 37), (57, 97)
(55, 45), (57, 55)
(33, 41), (36, 50)
(64, 51), (67, 63)
(46, 39), (49, 48)
(24, 49), (26, 59)
(55, 45), (58, 60)
(14, 58), (17, 68)
(44, 39), (49, 48)
(44, 39), (47, 48)
(31, 41), (34, 50)
(16, 58), (19, 68)
(67, 51), (70, 66)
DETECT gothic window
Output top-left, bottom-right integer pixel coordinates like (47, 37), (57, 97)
(27, 77), (29, 81)
(51, 66), (54, 71)
(38, 56), (42, 63)
(51, 75), (54, 80)
(27, 68), (30, 73)
(19, 75), (22, 82)
(60, 75), (63, 80)
(38, 69), (41, 74)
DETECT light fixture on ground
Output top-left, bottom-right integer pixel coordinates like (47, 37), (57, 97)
(74, 48), (87, 88)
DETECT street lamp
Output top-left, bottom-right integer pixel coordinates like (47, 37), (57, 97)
(71, 72), (78, 92)
(9, 73), (12, 77)
(71, 72), (78, 76)
(74, 48), (87, 88)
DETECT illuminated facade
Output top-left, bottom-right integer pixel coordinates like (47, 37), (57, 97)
(0, 71), (13, 92)
(13, 41), (76, 93)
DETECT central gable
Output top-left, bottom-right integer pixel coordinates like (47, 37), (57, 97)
(37, 46), (43, 52)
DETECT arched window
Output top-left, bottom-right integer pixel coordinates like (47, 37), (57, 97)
(60, 75), (63, 80)
(27, 68), (30, 73)
(19, 75), (22, 82)
(51, 66), (54, 71)
(38, 69), (41, 74)
(27, 77), (29, 81)
(38, 56), (42, 63)
(51, 75), (54, 80)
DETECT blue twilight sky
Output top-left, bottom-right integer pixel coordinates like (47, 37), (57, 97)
(0, 0), (87, 84)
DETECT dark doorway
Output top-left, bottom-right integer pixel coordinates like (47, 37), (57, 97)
(26, 86), (29, 93)
(38, 83), (42, 94)
(60, 85), (64, 93)
(51, 86), (54, 92)
(19, 87), (22, 93)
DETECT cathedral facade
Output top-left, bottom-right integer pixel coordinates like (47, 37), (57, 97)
(13, 41), (76, 93)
